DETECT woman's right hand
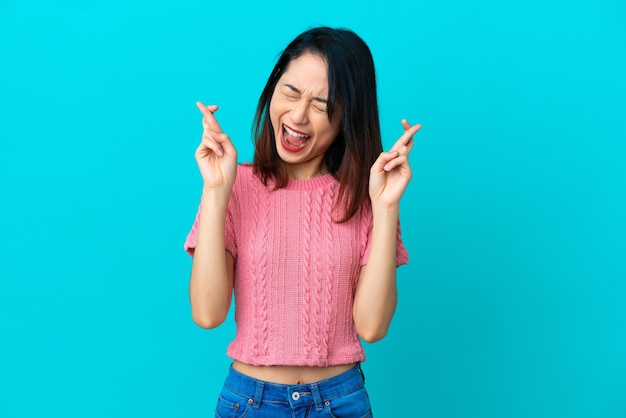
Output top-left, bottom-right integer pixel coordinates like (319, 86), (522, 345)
(194, 101), (237, 191)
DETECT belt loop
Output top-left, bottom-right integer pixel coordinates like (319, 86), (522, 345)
(252, 381), (264, 409)
(358, 363), (366, 383)
(311, 383), (323, 411)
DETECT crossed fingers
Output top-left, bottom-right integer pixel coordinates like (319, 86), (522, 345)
(196, 101), (223, 134)
(390, 119), (421, 155)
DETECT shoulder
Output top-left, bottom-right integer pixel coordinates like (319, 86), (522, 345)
(230, 163), (268, 204)
(233, 163), (261, 188)
(236, 162), (254, 178)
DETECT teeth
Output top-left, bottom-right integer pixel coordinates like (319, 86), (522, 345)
(284, 125), (310, 138)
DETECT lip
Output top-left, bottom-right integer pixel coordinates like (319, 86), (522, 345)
(280, 123), (310, 153)
(283, 123), (310, 137)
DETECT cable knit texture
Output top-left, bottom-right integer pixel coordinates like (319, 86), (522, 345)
(184, 164), (408, 367)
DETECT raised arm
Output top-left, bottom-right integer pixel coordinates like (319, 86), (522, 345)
(353, 119), (421, 342)
(188, 102), (238, 329)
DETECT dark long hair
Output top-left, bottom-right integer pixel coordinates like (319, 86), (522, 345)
(253, 27), (382, 222)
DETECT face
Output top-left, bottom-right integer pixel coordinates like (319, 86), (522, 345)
(269, 52), (343, 180)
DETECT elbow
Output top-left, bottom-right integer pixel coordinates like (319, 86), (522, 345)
(353, 304), (395, 343)
(356, 324), (390, 343)
(191, 309), (227, 329)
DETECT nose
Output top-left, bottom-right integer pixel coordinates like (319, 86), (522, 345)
(290, 99), (309, 125)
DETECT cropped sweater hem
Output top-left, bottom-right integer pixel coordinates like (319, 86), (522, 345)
(227, 350), (366, 368)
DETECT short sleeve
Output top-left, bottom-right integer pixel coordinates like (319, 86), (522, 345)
(360, 213), (409, 267)
(183, 198), (237, 258)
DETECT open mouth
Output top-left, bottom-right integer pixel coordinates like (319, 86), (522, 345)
(281, 124), (311, 152)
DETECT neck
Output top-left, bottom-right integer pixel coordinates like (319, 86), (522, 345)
(286, 163), (328, 181)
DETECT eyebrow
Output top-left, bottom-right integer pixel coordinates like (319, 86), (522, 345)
(283, 83), (328, 104)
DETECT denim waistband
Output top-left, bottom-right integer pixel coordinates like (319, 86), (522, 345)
(223, 363), (365, 410)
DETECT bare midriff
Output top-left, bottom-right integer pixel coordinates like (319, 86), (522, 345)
(232, 360), (357, 385)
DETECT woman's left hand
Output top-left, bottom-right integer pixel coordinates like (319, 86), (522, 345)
(369, 119), (422, 208)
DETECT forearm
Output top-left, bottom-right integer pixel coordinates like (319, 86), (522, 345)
(353, 204), (400, 342)
(189, 188), (234, 328)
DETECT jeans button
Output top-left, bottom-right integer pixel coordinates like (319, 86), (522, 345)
(291, 391), (300, 401)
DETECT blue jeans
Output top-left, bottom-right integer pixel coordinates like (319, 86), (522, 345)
(214, 363), (373, 418)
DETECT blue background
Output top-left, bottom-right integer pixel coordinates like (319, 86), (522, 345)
(1, 0), (625, 417)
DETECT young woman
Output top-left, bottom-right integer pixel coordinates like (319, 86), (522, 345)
(184, 26), (421, 418)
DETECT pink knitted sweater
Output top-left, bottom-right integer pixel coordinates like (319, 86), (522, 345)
(184, 164), (408, 367)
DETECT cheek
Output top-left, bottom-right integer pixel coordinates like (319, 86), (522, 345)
(269, 102), (286, 132)
(320, 120), (341, 140)
(269, 99), (277, 122)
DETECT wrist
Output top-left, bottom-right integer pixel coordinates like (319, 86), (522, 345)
(371, 201), (400, 218)
(201, 186), (232, 207)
